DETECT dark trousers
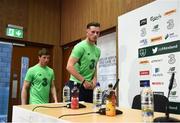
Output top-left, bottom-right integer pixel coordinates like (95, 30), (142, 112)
(66, 80), (93, 103)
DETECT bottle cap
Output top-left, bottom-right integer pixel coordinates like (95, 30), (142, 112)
(74, 82), (77, 86)
(96, 82), (100, 86)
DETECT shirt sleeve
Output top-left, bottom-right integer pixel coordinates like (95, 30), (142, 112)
(70, 44), (84, 59)
(24, 68), (33, 83)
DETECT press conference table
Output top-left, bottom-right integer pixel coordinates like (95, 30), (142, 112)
(12, 102), (180, 123)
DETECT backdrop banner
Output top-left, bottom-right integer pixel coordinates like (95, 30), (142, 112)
(118, 0), (180, 114)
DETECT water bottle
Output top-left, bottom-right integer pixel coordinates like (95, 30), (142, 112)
(106, 83), (116, 116)
(93, 82), (102, 110)
(71, 82), (79, 109)
(63, 84), (70, 103)
(141, 80), (154, 122)
(101, 89), (108, 108)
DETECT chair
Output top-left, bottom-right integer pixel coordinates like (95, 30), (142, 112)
(132, 94), (168, 113)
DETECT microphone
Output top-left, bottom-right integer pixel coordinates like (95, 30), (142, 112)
(102, 79), (119, 104)
(113, 79), (119, 90)
(168, 72), (175, 91)
(153, 72), (180, 122)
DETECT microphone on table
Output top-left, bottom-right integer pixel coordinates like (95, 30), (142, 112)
(113, 78), (119, 90)
(153, 72), (180, 122)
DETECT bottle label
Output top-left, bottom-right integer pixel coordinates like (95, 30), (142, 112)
(141, 88), (154, 122)
(106, 101), (116, 116)
(71, 97), (79, 109)
(63, 90), (70, 102)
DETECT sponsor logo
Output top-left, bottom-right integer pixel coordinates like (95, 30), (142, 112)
(152, 68), (163, 77)
(171, 91), (177, 96)
(140, 80), (150, 87)
(155, 68), (159, 73)
(152, 82), (164, 85)
(167, 67), (176, 74)
(138, 40), (180, 58)
(139, 39), (148, 46)
(165, 33), (178, 40)
(167, 19), (174, 30)
(151, 59), (163, 63)
(153, 92), (164, 95)
(150, 14), (161, 22)
(164, 9), (176, 16)
(140, 70), (150, 75)
(140, 18), (147, 26)
(169, 106), (178, 110)
(139, 49), (147, 57)
(152, 24), (160, 32)
(170, 91), (178, 98)
(140, 27), (146, 37)
(168, 54), (176, 64)
(139, 60), (149, 64)
(151, 36), (162, 42)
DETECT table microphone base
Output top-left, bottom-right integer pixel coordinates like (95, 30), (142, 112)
(153, 116), (180, 122)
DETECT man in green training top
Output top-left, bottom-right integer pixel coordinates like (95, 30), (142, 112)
(21, 48), (58, 104)
(66, 22), (101, 103)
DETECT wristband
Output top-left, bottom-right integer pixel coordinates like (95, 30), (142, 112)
(82, 79), (86, 85)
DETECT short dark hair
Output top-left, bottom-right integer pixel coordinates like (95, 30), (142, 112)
(38, 48), (50, 56)
(86, 22), (100, 29)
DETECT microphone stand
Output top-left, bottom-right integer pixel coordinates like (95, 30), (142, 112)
(153, 73), (179, 122)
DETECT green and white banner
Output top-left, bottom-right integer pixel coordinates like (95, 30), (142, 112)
(118, 0), (180, 114)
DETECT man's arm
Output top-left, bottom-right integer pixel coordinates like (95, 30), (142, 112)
(91, 70), (97, 89)
(21, 81), (30, 105)
(51, 80), (58, 103)
(66, 56), (92, 89)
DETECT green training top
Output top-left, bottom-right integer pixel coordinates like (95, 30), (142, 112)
(25, 64), (55, 104)
(70, 39), (101, 84)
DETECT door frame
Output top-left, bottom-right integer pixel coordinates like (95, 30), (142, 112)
(7, 41), (53, 122)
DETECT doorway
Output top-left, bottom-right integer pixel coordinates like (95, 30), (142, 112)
(8, 43), (52, 122)
(62, 41), (80, 86)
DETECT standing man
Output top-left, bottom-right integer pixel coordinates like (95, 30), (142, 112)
(66, 22), (101, 103)
(21, 48), (58, 104)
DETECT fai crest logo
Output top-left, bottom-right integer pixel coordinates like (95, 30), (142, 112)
(139, 49), (146, 57)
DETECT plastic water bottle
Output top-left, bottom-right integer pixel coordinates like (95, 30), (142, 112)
(101, 89), (108, 108)
(71, 82), (79, 109)
(63, 85), (70, 103)
(106, 83), (116, 116)
(141, 80), (154, 122)
(93, 82), (102, 110)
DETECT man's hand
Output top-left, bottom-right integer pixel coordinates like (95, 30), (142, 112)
(83, 81), (94, 90)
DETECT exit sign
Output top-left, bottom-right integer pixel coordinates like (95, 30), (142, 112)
(6, 24), (23, 38)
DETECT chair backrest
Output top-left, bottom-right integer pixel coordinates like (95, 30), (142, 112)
(132, 94), (168, 113)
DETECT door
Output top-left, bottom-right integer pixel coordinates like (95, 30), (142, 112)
(8, 44), (52, 122)
(62, 41), (79, 85)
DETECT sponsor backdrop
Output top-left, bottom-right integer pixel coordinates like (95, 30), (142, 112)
(118, 0), (180, 114)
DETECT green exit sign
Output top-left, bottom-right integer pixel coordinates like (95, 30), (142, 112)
(6, 25), (23, 38)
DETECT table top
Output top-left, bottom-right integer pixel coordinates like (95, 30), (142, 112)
(14, 102), (180, 122)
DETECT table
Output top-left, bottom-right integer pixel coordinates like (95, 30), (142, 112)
(12, 102), (180, 122)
